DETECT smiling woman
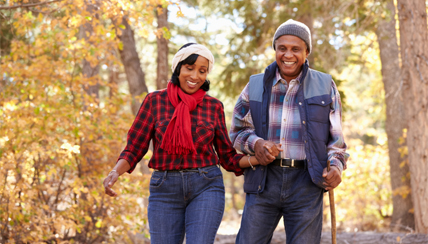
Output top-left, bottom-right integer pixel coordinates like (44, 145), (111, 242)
(177, 56), (208, 94)
(103, 43), (263, 244)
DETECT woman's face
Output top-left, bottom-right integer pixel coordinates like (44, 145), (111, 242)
(178, 56), (209, 94)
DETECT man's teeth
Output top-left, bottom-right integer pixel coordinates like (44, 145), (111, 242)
(187, 81), (197, 85)
(283, 61), (295, 65)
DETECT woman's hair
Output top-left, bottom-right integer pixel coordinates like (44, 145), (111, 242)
(170, 43), (210, 91)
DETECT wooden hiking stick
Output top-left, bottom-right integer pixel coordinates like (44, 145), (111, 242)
(327, 162), (337, 244)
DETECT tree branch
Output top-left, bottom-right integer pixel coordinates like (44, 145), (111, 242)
(0, 0), (64, 10)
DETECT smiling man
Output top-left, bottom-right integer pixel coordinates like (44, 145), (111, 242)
(230, 19), (349, 244)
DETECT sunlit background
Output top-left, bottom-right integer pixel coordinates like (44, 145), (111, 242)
(1, 0), (426, 243)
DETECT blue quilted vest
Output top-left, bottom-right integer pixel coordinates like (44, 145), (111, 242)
(244, 60), (332, 193)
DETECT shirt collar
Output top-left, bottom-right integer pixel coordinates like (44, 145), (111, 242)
(273, 68), (303, 86)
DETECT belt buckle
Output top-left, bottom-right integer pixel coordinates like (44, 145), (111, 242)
(280, 158), (294, 168)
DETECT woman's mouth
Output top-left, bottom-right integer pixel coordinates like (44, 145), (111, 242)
(187, 80), (197, 87)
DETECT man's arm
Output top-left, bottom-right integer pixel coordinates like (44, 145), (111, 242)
(229, 83), (280, 165)
(323, 80), (350, 189)
(229, 83), (262, 155)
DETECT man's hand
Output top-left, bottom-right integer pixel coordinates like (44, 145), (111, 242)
(322, 166), (342, 191)
(254, 139), (282, 166)
(103, 171), (119, 197)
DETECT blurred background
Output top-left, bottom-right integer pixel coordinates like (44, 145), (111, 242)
(1, 0), (428, 243)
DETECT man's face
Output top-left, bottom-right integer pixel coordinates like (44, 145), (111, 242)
(275, 35), (309, 82)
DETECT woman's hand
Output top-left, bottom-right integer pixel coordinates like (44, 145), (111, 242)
(103, 171), (120, 197)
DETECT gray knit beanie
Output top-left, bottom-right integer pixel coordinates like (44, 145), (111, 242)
(272, 19), (311, 54)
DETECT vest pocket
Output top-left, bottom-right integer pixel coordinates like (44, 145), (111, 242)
(306, 95), (332, 123)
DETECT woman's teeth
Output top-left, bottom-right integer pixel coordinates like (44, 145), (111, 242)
(187, 81), (197, 86)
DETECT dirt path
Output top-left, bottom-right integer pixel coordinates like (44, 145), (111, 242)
(214, 231), (428, 244)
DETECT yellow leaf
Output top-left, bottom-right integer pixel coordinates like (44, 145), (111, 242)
(84, 216), (92, 222)
(176, 10), (184, 18)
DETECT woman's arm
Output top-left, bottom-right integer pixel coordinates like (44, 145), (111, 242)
(238, 155), (260, 169)
(103, 159), (132, 197)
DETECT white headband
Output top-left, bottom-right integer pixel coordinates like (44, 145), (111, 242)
(171, 44), (215, 74)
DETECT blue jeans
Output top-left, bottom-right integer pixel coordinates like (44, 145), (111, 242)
(236, 164), (324, 244)
(148, 165), (225, 244)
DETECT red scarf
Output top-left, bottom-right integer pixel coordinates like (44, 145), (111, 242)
(160, 82), (206, 155)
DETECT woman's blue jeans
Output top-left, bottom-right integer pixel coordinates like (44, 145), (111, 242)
(148, 165), (225, 244)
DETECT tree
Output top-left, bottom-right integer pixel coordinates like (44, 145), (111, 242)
(0, 0), (165, 241)
(114, 15), (149, 115)
(80, 0), (100, 100)
(375, 0), (414, 231)
(156, 4), (169, 89)
(397, 0), (428, 234)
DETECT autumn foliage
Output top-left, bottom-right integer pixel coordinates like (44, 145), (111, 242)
(0, 0), (169, 242)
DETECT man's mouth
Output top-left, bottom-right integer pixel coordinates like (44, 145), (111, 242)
(283, 61), (296, 65)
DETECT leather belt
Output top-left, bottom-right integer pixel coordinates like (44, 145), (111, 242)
(154, 168), (206, 173)
(271, 158), (306, 169)
(154, 165), (217, 173)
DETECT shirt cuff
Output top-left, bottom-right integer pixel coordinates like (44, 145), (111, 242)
(118, 153), (137, 173)
(248, 135), (263, 153)
(329, 158), (344, 174)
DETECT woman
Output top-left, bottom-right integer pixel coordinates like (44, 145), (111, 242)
(103, 43), (263, 244)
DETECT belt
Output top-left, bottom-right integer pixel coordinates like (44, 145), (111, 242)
(154, 168), (207, 173)
(154, 165), (217, 173)
(271, 158), (306, 169)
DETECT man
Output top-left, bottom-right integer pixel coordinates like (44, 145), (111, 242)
(230, 19), (349, 244)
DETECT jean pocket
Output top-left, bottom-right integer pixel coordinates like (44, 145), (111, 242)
(149, 172), (166, 188)
(202, 166), (223, 180)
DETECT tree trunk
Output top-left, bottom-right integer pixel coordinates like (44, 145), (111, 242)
(397, 0), (428, 234)
(80, 0), (99, 99)
(297, 11), (314, 67)
(156, 5), (169, 90)
(114, 16), (148, 115)
(375, 0), (414, 231)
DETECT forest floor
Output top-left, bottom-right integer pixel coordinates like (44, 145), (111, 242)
(214, 231), (428, 244)
(131, 218), (428, 243)
(213, 219), (428, 244)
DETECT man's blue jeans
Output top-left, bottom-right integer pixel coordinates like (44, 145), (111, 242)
(236, 164), (324, 244)
(148, 165), (225, 244)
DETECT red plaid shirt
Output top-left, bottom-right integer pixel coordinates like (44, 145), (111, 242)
(118, 89), (244, 176)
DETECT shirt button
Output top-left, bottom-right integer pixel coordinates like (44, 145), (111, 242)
(304, 140), (307, 143)
(283, 119), (286, 122)
(282, 138), (285, 141)
(286, 99), (289, 102)
(322, 101), (325, 104)
(299, 102), (302, 105)
(302, 121), (306, 124)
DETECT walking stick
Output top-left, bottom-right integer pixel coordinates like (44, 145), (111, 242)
(327, 162), (337, 244)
